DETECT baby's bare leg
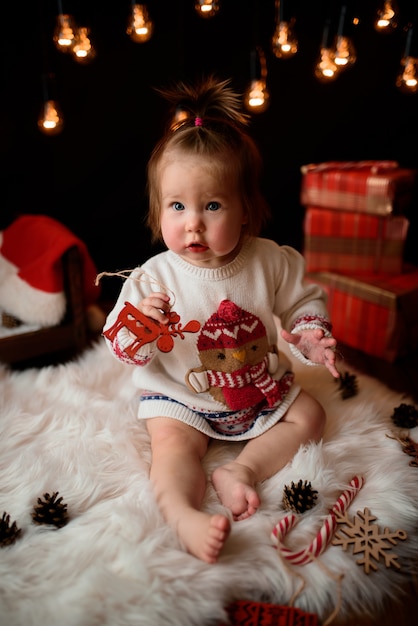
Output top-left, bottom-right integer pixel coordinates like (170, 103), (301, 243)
(212, 391), (326, 520)
(146, 417), (230, 564)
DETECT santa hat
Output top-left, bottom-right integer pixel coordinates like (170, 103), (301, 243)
(0, 214), (100, 327)
(197, 300), (266, 351)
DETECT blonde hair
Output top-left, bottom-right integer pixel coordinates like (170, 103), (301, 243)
(146, 76), (271, 243)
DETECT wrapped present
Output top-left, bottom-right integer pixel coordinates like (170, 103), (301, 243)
(306, 266), (418, 362)
(303, 206), (409, 275)
(301, 161), (416, 215)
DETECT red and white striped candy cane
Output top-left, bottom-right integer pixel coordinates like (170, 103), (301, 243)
(271, 476), (364, 565)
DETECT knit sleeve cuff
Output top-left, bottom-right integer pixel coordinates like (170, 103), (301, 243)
(111, 326), (156, 366)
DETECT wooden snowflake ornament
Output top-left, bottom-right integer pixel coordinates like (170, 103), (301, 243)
(387, 433), (418, 467)
(398, 435), (418, 467)
(332, 508), (407, 574)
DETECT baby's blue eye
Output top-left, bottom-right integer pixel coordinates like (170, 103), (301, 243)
(172, 202), (184, 211)
(207, 201), (220, 211)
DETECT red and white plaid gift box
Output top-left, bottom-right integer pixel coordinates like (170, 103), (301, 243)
(303, 206), (409, 275)
(306, 266), (418, 362)
(300, 161), (416, 215)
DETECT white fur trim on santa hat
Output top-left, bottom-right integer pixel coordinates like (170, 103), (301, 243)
(0, 231), (66, 326)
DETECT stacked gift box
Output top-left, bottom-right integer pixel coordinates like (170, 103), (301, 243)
(300, 160), (418, 362)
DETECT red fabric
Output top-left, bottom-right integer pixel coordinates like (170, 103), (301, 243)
(300, 161), (416, 215)
(0, 214), (99, 305)
(197, 300), (266, 351)
(303, 207), (409, 275)
(306, 266), (418, 362)
(220, 600), (318, 626)
(206, 357), (281, 409)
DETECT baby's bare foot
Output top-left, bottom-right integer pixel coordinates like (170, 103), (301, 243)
(177, 511), (230, 564)
(212, 462), (260, 521)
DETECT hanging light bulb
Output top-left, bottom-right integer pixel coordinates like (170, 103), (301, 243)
(127, 3), (154, 43)
(271, 1), (298, 59)
(334, 35), (356, 68)
(38, 100), (64, 135)
(244, 47), (270, 113)
(396, 56), (418, 92)
(245, 80), (269, 110)
(53, 13), (77, 52)
(374, 1), (398, 33)
(38, 75), (64, 136)
(72, 27), (95, 63)
(314, 19), (339, 82)
(333, 4), (356, 70)
(315, 48), (339, 82)
(396, 25), (418, 93)
(195, 0), (220, 18)
(272, 21), (298, 59)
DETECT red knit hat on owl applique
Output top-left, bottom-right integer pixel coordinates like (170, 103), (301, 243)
(197, 300), (266, 351)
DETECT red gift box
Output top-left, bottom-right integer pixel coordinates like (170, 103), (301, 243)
(300, 161), (416, 216)
(303, 206), (409, 275)
(306, 266), (418, 362)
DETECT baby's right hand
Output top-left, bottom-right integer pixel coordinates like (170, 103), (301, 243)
(138, 292), (171, 325)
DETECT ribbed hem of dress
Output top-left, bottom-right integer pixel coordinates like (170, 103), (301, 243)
(137, 384), (302, 442)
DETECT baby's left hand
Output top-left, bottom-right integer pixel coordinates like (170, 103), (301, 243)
(281, 328), (340, 378)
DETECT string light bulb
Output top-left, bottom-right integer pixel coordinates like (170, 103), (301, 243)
(38, 75), (64, 136)
(374, 1), (398, 33)
(315, 47), (339, 82)
(333, 4), (356, 71)
(396, 25), (418, 93)
(244, 47), (269, 113)
(72, 27), (95, 63)
(127, 3), (154, 43)
(396, 56), (418, 92)
(53, 13), (77, 52)
(334, 35), (356, 68)
(314, 19), (338, 82)
(195, 0), (220, 18)
(272, 1), (298, 59)
(38, 100), (64, 135)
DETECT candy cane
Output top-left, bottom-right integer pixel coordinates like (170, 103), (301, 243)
(271, 476), (364, 565)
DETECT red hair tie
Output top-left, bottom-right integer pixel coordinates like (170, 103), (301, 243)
(194, 117), (203, 127)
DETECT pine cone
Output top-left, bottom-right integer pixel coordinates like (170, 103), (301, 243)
(282, 479), (318, 514)
(391, 403), (418, 429)
(0, 511), (22, 547)
(32, 492), (69, 528)
(337, 371), (358, 400)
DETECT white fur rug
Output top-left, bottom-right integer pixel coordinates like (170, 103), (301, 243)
(0, 337), (417, 626)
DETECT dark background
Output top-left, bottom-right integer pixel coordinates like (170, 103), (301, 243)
(2, 0), (418, 302)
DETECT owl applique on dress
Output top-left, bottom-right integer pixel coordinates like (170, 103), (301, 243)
(186, 300), (283, 411)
